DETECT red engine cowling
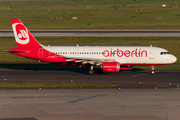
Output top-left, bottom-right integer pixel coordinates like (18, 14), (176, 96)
(101, 62), (120, 72)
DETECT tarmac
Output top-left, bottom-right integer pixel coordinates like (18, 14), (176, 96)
(0, 69), (180, 120)
(0, 69), (180, 89)
(0, 88), (180, 120)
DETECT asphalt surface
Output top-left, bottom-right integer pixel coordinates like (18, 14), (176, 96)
(0, 68), (180, 89)
(1, 88), (180, 120)
(1, 29), (180, 37)
(0, 68), (180, 120)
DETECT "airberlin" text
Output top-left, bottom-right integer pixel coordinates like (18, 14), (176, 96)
(102, 48), (147, 57)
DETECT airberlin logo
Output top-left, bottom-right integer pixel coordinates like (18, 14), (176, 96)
(13, 23), (29, 44)
(18, 30), (28, 40)
(102, 48), (147, 57)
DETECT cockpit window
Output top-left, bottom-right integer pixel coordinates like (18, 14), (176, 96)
(160, 52), (170, 55)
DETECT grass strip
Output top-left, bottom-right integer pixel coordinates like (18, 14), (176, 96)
(0, 82), (120, 88)
(1, 0), (180, 29)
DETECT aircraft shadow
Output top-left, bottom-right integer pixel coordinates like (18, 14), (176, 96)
(0, 63), (144, 74)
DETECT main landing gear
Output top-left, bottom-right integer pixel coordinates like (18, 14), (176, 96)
(89, 66), (95, 75)
(151, 65), (155, 74)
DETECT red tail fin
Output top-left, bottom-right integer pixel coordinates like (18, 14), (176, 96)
(11, 19), (41, 48)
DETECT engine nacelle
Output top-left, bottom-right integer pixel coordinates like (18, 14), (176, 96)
(101, 62), (120, 72)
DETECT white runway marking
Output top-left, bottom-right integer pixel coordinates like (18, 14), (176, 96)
(132, 73), (147, 77)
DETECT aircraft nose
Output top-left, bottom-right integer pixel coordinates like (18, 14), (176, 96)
(171, 55), (177, 63)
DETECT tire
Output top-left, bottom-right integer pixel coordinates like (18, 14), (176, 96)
(89, 70), (95, 75)
(151, 70), (155, 74)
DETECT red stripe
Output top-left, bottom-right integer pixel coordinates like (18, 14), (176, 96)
(11, 19), (21, 25)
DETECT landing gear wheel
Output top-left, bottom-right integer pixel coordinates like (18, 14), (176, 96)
(151, 70), (155, 74)
(151, 65), (155, 75)
(89, 70), (95, 75)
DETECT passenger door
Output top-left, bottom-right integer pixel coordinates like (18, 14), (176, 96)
(149, 49), (154, 59)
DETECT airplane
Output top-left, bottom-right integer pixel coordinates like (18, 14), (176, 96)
(8, 19), (177, 75)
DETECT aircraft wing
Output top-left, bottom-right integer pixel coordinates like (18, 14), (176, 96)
(61, 56), (116, 65)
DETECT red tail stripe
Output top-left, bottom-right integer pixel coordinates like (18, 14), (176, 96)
(11, 19), (21, 25)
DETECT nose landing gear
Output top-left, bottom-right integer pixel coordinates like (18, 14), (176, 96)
(151, 65), (155, 74)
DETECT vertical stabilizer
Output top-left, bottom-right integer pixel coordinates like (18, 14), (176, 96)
(11, 19), (41, 48)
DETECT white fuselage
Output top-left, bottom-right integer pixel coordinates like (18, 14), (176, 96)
(43, 46), (177, 65)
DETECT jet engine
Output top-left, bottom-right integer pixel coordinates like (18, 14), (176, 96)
(100, 62), (120, 72)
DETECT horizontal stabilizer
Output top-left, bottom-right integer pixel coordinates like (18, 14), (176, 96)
(7, 50), (29, 53)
